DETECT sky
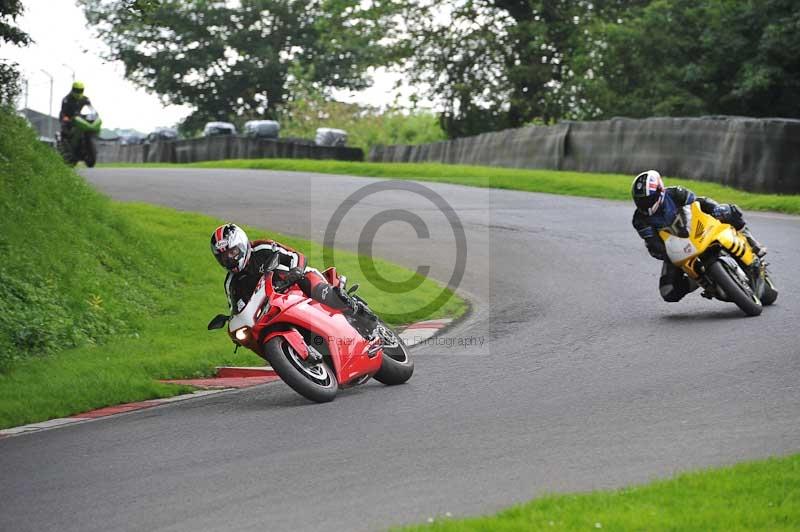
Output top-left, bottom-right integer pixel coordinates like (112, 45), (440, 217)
(2, 0), (413, 132)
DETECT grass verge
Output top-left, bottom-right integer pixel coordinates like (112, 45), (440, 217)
(104, 159), (800, 215)
(397, 453), (800, 531)
(0, 111), (464, 429)
(0, 202), (465, 429)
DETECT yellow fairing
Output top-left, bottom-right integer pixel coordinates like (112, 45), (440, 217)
(659, 202), (754, 278)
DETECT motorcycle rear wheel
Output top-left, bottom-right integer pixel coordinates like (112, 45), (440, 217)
(707, 260), (762, 316)
(264, 337), (338, 403)
(373, 323), (414, 385)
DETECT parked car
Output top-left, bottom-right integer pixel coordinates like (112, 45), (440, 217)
(243, 120), (280, 139)
(145, 127), (178, 143)
(119, 133), (145, 145)
(315, 127), (348, 147)
(203, 121), (237, 137)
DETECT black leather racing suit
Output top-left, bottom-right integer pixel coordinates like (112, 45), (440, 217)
(632, 186), (749, 302)
(59, 93), (91, 137)
(224, 239), (348, 314)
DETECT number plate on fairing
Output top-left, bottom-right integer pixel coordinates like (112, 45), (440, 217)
(665, 236), (697, 263)
(229, 277), (267, 331)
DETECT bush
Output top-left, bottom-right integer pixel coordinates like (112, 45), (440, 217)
(276, 94), (446, 153)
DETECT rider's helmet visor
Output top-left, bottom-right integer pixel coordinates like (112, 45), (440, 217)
(635, 193), (662, 215)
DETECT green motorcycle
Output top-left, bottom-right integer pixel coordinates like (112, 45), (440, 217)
(58, 104), (102, 167)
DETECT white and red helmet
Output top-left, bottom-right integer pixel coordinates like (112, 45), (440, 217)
(631, 170), (665, 215)
(210, 223), (251, 273)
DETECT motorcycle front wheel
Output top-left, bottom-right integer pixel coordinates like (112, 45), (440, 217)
(707, 260), (762, 316)
(263, 337), (338, 403)
(84, 136), (97, 168)
(373, 322), (414, 385)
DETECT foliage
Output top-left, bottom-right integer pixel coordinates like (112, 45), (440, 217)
(573, 0), (800, 119)
(0, 0), (31, 104)
(79, 0), (400, 132)
(277, 88), (446, 152)
(393, 0), (800, 134)
(393, 1), (642, 137)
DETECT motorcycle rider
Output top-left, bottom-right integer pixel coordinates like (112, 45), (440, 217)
(631, 170), (766, 302)
(59, 81), (91, 139)
(211, 223), (378, 337)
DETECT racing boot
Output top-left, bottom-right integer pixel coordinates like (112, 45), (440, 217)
(335, 286), (379, 339)
(741, 227), (767, 258)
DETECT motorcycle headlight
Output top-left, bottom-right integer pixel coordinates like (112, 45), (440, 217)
(234, 327), (251, 343)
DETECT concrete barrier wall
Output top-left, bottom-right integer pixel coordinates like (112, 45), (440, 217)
(369, 116), (800, 194)
(96, 141), (146, 164)
(98, 136), (364, 166)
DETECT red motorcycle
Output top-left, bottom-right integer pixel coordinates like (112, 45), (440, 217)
(208, 254), (414, 402)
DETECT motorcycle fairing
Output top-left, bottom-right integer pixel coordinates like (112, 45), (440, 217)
(229, 276), (268, 331)
(259, 273), (382, 385)
(262, 328), (309, 359)
(659, 202), (755, 278)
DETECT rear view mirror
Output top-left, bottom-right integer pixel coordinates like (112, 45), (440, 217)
(208, 314), (230, 330)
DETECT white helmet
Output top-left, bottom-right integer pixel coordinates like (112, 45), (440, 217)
(210, 223), (251, 273)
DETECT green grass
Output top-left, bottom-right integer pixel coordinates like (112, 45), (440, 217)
(104, 159), (800, 215)
(0, 202), (464, 429)
(398, 454), (800, 531)
(0, 111), (464, 429)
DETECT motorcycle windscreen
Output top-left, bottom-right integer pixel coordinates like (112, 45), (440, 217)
(80, 104), (98, 122)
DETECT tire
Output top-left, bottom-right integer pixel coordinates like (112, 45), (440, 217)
(373, 323), (414, 385)
(761, 273), (778, 306)
(85, 137), (97, 168)
(263, 336), (338, 403)
(707, 260), (762, 316)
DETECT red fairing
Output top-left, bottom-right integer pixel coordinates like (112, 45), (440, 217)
(262, 328), (309, 359)
(254, 272), (382, 385)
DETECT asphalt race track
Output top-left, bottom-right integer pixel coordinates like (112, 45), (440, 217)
(2, 168), (798, 532)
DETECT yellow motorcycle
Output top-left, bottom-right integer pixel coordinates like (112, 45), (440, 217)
(659, 201), (778, 316)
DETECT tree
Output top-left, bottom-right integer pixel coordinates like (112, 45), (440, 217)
(573, 0), (800, 119)
(394, 1), (644, 138)
(80, 0), (398, 132)
(0, 0), (32, 105)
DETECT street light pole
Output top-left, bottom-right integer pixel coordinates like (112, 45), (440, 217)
(40, 69), (54, 140)
(62, 63), (75, 82)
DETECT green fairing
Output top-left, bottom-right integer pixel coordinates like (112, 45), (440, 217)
(72, 116), (102, 133)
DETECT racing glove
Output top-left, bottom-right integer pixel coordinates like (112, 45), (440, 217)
(645, 237), (668, 261)
(274, 267), (305, 291)
(711, 203), (746, 230)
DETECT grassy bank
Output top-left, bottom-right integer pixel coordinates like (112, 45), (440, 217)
(399, 453), (800, 531)
(0, 203), (464, 429)
(0, 112), (464, 429)
(106, 159), (800, 215)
